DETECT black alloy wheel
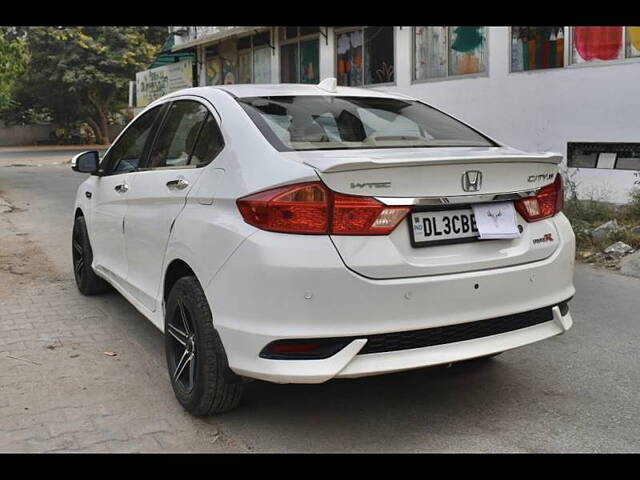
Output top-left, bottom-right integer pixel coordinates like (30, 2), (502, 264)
(164, 276), (244, 415)
(72, 215), (110, 295)
(166, 299), (198, 394)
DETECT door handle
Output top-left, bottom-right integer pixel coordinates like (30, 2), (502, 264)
(166, 178), (190, 190)
(114, 183), (129, 193)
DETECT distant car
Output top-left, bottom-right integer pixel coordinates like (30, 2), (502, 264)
(71, 79), (575, 415)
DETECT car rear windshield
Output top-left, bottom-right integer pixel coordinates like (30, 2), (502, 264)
(237, 95), (497, 151)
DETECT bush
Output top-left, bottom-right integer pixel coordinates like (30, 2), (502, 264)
(562, 172), (640, 253)
(621, 188), (640, 223)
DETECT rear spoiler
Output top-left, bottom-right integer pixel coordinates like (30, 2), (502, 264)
(303, 152), (563, 174)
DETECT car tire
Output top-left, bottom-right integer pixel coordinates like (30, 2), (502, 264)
(165, 276), (244, 415)
(72, 215), (111, 295)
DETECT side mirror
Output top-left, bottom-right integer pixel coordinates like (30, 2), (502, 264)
(71, 151), (100, 174)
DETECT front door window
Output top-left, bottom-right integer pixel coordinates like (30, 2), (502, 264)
(103, 105), (162, 175)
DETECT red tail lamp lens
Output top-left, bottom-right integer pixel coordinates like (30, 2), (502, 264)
(237, 182), (329, 234)
(237, 182), (410, 235)
(515, 174), (564, 222)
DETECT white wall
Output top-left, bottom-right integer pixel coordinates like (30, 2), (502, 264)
(372, 27), (640, 203)
(0, 122), (55, 146)
(195, 26), (640, 202)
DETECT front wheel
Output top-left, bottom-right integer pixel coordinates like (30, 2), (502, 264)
(72, 215), (110, 295)
(165, 276), (243, 415)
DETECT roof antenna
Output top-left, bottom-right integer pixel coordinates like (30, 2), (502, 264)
(317, 77), (337, 93)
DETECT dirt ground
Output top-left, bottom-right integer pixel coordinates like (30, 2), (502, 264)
(0, 192), (66, 298)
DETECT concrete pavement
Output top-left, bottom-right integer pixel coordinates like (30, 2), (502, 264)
(0, 146), (108, 168)
(0, 157), (639, 452)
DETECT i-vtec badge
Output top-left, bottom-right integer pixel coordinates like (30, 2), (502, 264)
(350, 182), (391, 189)
(528, 173), (555, 183)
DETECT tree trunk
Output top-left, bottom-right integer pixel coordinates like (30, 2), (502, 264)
(97, 108), (109, 146)
(86, 89), (111, 146)
(85, 117), (103, 145)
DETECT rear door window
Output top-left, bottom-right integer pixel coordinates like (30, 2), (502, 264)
(190, 114), (225, 167)
(146, 100), (209, 169)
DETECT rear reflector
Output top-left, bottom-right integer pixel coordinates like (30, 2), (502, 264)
(260, 338), (352, 360)
(515, 174), (564, 222)
(237, 181), (410, 235)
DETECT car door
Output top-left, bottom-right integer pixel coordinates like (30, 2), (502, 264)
(90, 104), (164, 284)
(123, 98), (222, 311)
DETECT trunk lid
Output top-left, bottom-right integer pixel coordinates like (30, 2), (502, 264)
(284, 146), (563, 278)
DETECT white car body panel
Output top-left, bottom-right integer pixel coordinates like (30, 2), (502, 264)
(89, 173), (131, 283)
(73, 83), (576, 385)
(124, 167), (204, 311)
(330, 212), (562, 278)
(208, 217), (574, 383)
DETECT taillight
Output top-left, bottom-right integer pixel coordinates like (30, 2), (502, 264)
(237, 182), (329, 234)
(237, 181), (410, 235)
(515, 174), (564, 222)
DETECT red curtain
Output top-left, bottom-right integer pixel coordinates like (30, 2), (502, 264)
(574, 26), (623, 61)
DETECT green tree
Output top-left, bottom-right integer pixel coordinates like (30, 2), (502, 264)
(6, 26), (166, 144)
(0, 28), (28, 111)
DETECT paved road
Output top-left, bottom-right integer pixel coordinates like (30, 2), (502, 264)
(0, 147), (107, 168)
(0, 157), (639, 452)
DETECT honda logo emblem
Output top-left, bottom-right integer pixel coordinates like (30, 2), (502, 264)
(462, 170), (482, 192)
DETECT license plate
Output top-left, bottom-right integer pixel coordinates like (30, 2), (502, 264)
(410, 208), (479, 246)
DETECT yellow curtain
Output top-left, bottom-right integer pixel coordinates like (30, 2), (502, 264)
(629, 26), (640, 51)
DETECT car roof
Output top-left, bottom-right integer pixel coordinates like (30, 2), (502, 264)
(163, 83), (417, 101)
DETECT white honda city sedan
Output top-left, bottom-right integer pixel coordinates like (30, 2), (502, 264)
(71, 80), (575, 415)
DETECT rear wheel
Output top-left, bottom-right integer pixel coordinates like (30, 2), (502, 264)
(165, 276), (243, 415)
(72, 215), (110, 295)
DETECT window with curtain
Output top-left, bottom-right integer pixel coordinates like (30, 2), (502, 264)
(627, 27), (640, 58)
(235, 31), (273, 84)
(414, 26), (447, 80)
(253, 47), (271, 84)
(337, 27), (394, 86)
(280, 43), (298, 83)
(205, 45), (222, 85)
(448, 27), (487, 76)
(414, 26), (486, 80)
(511, 27), (565, 72)
(279, 28), (319, 84)
(300, 39), (319, 83)
(206, 57), (222, 85)
(237, 51), (252, 84)
(571, 26), (624, 63)
(364, 27), (394, 84)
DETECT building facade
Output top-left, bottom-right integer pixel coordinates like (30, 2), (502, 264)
(162, 26), (640, 203)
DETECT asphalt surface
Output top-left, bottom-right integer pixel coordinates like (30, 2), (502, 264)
(0, 152), (639, 452)
(0, 147), (107, 168)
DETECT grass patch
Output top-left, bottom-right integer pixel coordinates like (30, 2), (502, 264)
(563, 171), (640, 256)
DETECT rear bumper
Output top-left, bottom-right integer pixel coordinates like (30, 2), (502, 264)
(207, 214), (575, 384)
(338, 307), (572, 379)
(224, 306), (572, 384)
